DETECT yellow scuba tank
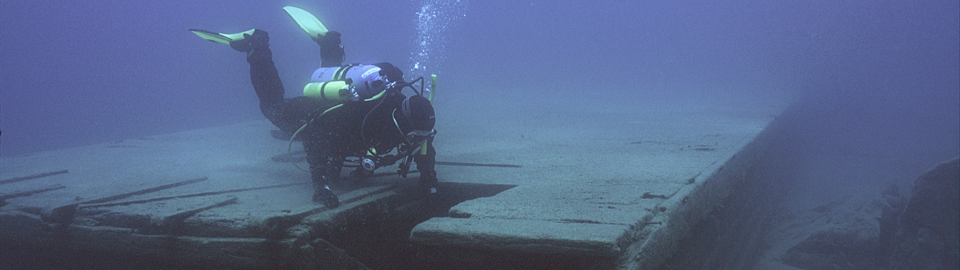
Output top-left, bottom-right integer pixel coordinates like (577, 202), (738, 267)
(303, 80), (352, 105)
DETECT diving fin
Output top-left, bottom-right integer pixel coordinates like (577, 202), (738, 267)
(189, 29), (257, 45)
(282, 6), (329, 38)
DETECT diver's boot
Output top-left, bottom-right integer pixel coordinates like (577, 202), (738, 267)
(316, 31), (344, 67)
(229, 29), (273, 65)
(228, 29), (269, 53)
(418, 182), (437, 195)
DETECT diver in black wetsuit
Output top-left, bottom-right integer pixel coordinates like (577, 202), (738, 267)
(230, 29), (438, 209)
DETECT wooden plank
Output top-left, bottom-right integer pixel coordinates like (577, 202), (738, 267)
(0, 169), (69, 185)
(80, 177), (209, 204)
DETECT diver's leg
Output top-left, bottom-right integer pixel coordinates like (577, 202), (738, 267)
(248, 53), (281, 105)
(240, 30), (283, 109)
(247, 43), (297, 130)
(243, 32), (318, 134)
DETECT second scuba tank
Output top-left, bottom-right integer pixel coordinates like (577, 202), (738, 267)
(306, 64), (386, 101)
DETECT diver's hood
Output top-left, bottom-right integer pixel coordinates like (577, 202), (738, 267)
(401, 95), (435, 132)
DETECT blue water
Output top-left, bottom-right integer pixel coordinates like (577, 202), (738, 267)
(2, 0), (957, 159)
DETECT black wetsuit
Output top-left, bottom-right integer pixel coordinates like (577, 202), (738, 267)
(245, 42), (437, 194)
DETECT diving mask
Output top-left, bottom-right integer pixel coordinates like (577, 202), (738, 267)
(405, 129), (437, 144)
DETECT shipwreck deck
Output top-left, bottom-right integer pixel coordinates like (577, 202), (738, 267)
(1, 91), (788, 269)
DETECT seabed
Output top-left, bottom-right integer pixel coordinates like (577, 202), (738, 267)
(1, 91), (788, 269)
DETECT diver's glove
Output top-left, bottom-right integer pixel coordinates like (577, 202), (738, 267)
(348, 167), (373, 182)
(373, 62), (404, 84)
(313, 183), (340, 208)
(311, 173), (340, 208)
(229, 29), (269, 53)
(418, 171), (438, 195)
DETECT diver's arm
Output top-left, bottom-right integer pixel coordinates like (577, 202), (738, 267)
(414, 139), (438, 193)
(304, 132), (341, 208)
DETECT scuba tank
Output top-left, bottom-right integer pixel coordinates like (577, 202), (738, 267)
(302, 81), (351, 106)
(303, 64), (386, 104)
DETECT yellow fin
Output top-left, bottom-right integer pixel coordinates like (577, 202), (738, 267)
(190, 29), (256, 45)
(283, 6), (329, 38)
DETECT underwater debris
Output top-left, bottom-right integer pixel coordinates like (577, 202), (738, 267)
(641, 192), (668, 199)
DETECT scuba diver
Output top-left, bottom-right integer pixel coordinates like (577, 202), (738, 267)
(191, 7), (438, 209)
